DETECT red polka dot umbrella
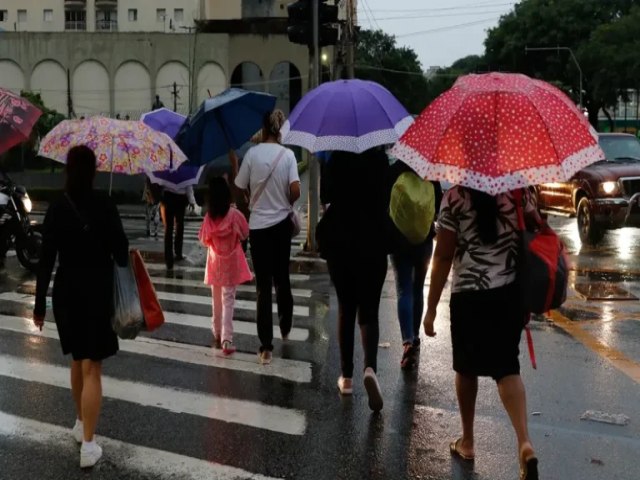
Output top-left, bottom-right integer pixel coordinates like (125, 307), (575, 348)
(390, 73), (605, 195)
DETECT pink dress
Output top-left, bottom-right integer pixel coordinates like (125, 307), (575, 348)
(198, 207), (253, 287)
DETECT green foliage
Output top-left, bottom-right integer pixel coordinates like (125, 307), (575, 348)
(354, 29), (429, 115)
(425, 55), (488, 105)
(20, 91), (66, 140)
(483, 0), (640, 128)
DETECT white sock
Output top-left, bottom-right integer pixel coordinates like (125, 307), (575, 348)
(82, 439), (96, 449)
(74, 419), (83, 428)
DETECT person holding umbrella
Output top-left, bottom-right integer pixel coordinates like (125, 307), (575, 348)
(392, 73), (606, 479)
(33, 145), (129, 468)
(282, 79), (414, 412)
(161, 183), (196, 270)
(235, 110), (300, 365)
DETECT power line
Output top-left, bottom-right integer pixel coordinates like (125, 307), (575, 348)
(368, 2), (514, 13)
(396, 17), (500, 38)
(359, 9), (509, 22)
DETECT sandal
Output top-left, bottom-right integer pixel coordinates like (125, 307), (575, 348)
(520, 455), (539, 480)
(400, 344), (416, 370)
(449, 438), (474, 462)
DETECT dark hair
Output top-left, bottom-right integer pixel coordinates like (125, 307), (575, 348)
(468, 188), (499, 245)
(207, 176), (231, 220)
(65, 145), (96, 198)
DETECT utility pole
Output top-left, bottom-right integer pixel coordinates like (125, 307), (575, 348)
(171, 82), (180, 112)
(346, 0), (356, 78)
(66, 68), (75, 118)
(307, 0), (321, 252)
(525, 46), (583, 110)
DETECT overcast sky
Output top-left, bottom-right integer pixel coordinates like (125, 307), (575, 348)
(357, 0), (517, 69)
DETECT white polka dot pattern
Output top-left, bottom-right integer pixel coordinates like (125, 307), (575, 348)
(389, 73), (606, 195)
(281, 116), (414, 153)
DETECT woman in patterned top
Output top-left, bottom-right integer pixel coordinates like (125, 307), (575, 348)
(423, 186), (540, 480)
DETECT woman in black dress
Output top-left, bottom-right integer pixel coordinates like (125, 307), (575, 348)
(33, 145), (128, 468)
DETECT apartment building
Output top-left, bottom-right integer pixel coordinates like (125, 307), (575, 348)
(0, 0), (199, 33)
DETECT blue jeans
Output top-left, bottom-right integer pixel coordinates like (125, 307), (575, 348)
(391, 240), (434, 345)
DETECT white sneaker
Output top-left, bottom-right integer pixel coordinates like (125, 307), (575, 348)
(80, 441), (103, 468)
(71, 419), (83, 444)
(258, 350), (272, 365)
(363, 368), (384, 412)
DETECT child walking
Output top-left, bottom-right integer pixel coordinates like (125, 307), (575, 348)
(199, 177), (253, 355)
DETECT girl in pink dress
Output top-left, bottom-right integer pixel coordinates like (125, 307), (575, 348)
(199, 177), (253, 355)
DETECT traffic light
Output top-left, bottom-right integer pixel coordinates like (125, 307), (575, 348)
(287, 0), (339, 47)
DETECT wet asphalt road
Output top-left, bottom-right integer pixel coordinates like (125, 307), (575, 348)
(0, 211), (639, 480)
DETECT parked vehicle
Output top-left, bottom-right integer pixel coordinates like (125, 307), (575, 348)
(536, 133), (640, 244)
(0, 171), (42, 272)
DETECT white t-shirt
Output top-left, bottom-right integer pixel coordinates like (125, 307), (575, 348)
(235, 143), (300, 230)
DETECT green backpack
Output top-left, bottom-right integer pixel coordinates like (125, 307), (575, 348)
(389, 171), (436, 245)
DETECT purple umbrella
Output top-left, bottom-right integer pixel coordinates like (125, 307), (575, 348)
(148, 163), (205, 193)
(280, 79), (413, 153)
(140, 108), (186, 140)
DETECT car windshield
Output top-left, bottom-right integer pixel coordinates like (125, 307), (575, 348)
(598, 136), (640, 162)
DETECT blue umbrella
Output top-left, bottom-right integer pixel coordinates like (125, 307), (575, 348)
(177, 88), (277, 166)
(140, 108), (186, 140)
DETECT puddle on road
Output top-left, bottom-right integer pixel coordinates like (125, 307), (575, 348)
(574, 282), (638, 301)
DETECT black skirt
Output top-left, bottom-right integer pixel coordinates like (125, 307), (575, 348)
(450, 282), (524, 381)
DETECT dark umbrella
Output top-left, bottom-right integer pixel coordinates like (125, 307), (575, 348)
(177, 88), (277, 166)
(0, 89), (42, 155)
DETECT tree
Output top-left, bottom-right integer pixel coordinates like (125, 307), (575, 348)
(355, 29), (429, 115)
(425, 55), (489, 104)
(484, 0), (639, 128)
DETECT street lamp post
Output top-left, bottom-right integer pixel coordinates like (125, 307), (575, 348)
(525, 46), (583, 110)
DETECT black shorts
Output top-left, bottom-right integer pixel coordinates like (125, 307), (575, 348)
(450, 282), (524, 381)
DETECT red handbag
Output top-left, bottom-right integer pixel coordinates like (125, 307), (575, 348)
(130, 250), (165, 331)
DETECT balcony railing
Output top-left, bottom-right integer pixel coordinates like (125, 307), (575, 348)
(65, 20), (87, 31)
(95, 0), (118, 8)
(96, 19), (118, 31)
(64, 0), (87, 7)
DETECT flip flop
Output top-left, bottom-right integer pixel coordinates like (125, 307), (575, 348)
(449, 438), (475, 462)
(520, 456), (539, 480)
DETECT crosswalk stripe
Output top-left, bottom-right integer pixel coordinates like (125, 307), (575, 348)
(0, 315), (312, 383)
(0, 353), (307, 435)
(156, 291), (310, 317)
(21, 278), (313, 300)
(0, 411), (280, 480)
(144, 262), (311, 281)
(163, 312), (309, 341)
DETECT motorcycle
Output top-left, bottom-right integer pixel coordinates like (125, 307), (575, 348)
(0, 171), (42, 272)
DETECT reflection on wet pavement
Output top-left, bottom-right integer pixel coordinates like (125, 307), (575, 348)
(573, 282), (638, 301)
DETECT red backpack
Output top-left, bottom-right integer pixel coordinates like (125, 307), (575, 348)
(513, 189), (569, 314)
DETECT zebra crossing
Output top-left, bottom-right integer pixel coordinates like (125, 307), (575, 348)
(0, 220), (330, 478)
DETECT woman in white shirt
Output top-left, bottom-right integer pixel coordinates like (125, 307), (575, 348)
(235, 110), (301, 365)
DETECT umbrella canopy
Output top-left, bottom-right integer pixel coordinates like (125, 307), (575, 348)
(148, 163), (205, 193)
(390, 72), (605, 195)
(38, 117), (188, 174)
(177, 88), (277, 165)
(0, 89), (42, 155)
(281, 79), (413, 154)
(140, 108), (186, 139)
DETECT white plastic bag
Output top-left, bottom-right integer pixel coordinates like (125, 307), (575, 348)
(111, 260), (145, 339)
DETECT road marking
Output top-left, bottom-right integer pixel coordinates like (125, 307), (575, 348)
(156, 291), (309, 317)
(548, 310), (640, 385)
(0, 315), (312, 383)
(20, 278), (313, 300)
(163, 312), (309, 341)
(0, 411), (280, 480)
(15, 284), (311, 341)
(144, 262), (311, 281)
(0, 353), (307, 435)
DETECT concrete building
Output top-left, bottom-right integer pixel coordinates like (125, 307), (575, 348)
(0, 0), (347, 118)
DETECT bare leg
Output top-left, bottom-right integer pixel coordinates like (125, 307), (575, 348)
(81, 360), (103, 442)
(497, 374), (535, 460)
(455, 373), (478, 458)
(70, 360), (83, 421)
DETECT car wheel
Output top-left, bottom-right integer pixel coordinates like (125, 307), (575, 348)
(577, 197), (605, 245)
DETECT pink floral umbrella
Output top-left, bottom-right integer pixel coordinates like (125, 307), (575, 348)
(38, 117), (188, 192)
(0, 89), (42, 155)
(390, 73), (605, 195)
